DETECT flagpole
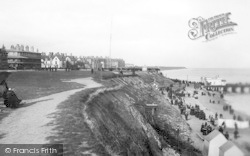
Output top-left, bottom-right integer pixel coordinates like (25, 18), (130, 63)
(109, 17), (113, 68)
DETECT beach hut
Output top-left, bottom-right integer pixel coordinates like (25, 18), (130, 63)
(203, 130), (227, 156)
(145, 103), (158, 116)
(219, 141), (244, 156)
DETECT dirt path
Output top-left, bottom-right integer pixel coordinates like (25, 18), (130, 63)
(0, 77), (102, 144)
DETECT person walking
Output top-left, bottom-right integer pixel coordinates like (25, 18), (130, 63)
(185, 111), (188, 120)
(234, 130), (238, 139)
(224, 131), (229, 139)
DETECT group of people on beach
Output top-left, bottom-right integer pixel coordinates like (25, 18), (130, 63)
(169, 95), (190, 120)
(190, 104), (206, 120)
(168, 82), (209, 122)
(203, 86), (241, 140)
(200, 122), (213, 135)
(166, 79), (244, 143)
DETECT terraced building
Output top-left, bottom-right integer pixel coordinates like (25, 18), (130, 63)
(0, 45), (8, 69)
(7, 44), (41, 69)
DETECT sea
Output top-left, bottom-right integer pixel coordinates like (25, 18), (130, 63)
(162, 68), (250, 116)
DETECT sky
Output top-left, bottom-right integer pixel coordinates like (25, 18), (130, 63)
(0, 0), (250, 68)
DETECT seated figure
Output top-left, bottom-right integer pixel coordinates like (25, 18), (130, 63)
(0, 80), (22, 108)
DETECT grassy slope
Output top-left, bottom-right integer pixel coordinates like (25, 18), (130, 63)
(48, 73), (201, 156)
(46, 89), (109, 156)
(47, 87), (161, 156)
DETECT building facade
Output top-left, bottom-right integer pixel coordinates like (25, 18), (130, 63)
(0, 45), (8, 69)
(5, 44), (126, 70)
(41, 52), (80, 69)
(41, 53), (50, 68)
(7, 44), (41, 69)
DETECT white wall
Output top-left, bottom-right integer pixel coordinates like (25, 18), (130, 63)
(224, 146), (244, 156)
(203, 140), (209, 156)
(209, 135), (227, 156)
(52, 56), (63, 68)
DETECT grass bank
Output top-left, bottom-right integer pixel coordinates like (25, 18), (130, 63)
(48, 73), (201, 156)
(0, 70), (93, 121)
(6, 70), (93, 100)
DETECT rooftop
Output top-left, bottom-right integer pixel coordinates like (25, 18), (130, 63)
(204, 130), (221, 142)
(219, 141), (235, 152)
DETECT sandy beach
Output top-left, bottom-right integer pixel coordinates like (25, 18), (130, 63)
(182, 83), (250, 155)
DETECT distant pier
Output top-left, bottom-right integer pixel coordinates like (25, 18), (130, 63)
(205, 84), (250, 93)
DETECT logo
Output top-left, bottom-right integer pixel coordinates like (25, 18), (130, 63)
(188, 12), (237, 41)
(5, 148), (11, 153)
(0, 144), (63, 155)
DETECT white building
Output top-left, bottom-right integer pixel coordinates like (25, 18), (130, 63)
(41, 56), (50, 68)
(203, 130), (228, 156)
(201, 76), (227, 86)
(100, 61), (105, 68)
(41, 53), (66, 68)
(111, 61), (118, 68)
(219, 141), (244, 156)
(51, 56), (63, 68)
(125, 63), (134, 68)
